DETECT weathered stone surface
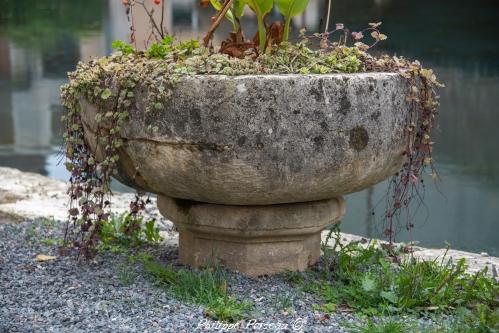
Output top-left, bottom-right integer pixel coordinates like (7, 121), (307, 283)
(158, 195), (346, 276)
(81, 73), (410, 205)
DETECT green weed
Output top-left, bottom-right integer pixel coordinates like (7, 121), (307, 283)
(349, 319), (412, 333)
(276, 293), (294, 312)
(427, 305), (499, 333)
(96, 213), (162, 253)
(289, 225), (498, 331)
(348, 306), (499, 333)
(282, 270), (306, 285)
(117, 263), (137, 286)
(138, 255), (252, 322)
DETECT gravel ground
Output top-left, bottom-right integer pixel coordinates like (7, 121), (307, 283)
(0, 218), (358, 333)
(1, 168), (495, 333)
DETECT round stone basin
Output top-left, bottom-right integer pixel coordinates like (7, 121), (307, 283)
(80, 73), (410, 205)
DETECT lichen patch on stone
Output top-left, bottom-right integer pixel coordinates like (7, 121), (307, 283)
(349, 126), (369, 151)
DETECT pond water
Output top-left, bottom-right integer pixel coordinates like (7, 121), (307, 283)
(1, 0), (498, 255)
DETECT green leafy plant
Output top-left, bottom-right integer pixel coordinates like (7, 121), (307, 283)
(99, 213), (162, 250)
(275, 0), (309, 41)
(111, 40), (135, 55)
(204, 0), (309, 52)
(145, 36), (200, 59)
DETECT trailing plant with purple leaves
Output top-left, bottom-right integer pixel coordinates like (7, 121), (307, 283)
(307, 24), (443, 242)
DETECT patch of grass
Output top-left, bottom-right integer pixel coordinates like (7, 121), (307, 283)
(426, 305), (499, 333)
(312, 302), (336, 314)
(282, 270), (306, 285)
(348, 305), (499, 333)
(28, 218), (62, 246)
(290, 225), (498, 331)
(276, 293), (294, 313)
(117, 263), (137, 286)
(349, 318), (412, 333)
(133, 254), (253, 322)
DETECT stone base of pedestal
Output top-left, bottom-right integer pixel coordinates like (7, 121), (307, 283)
(157, 196), (346, 277)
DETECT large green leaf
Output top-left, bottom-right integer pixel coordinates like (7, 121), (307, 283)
(243, 0), (273, 16)
(209, 0), (223, 10)
(233, 0), (247, 18)
(275, 0), (309, 19)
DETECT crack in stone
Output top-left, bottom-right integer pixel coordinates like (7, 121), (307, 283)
(123, 137), (233, 152)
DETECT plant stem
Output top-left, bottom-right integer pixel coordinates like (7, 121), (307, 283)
(231, 3), (240, 33)
(257, 14), (266, 52)
(325, 0), (332, 33)
(160, 0), (165, 37)
(129, 3), (137, 47)
(138, 0), (164, 40)
(283, 16), (291, 41)
(203, 0), (234, 46)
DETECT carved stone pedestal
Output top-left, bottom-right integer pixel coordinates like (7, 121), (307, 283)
(158, 196), (346, 277)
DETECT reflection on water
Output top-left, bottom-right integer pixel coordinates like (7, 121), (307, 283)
(1, 0), (498, 254)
